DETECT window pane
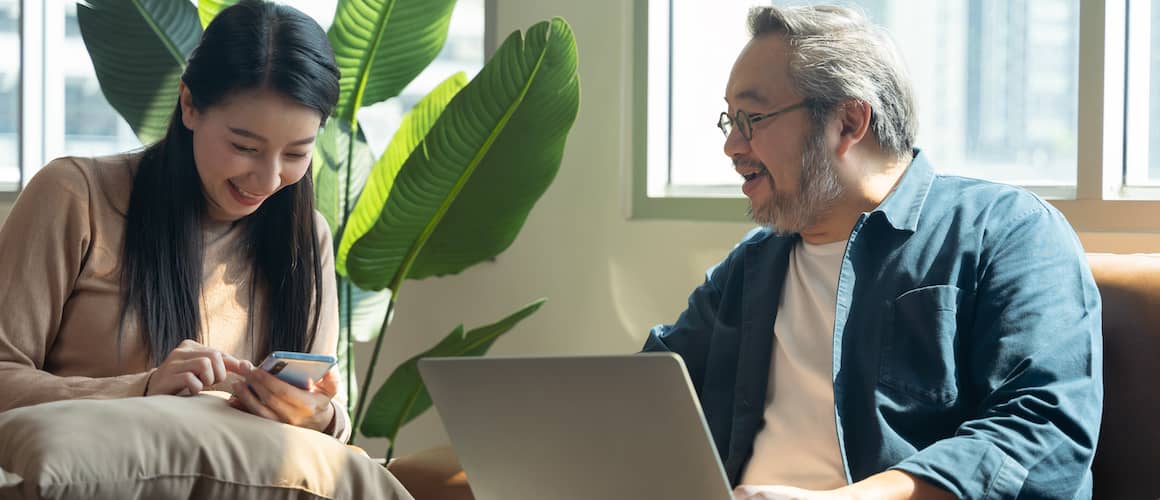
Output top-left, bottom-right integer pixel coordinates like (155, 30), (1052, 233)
(1151, 0), (1160, 181)
(58, 1), (140, 158)
(1125, 0), (1158, 186)
(0, 0), (18, 188)
(667, 0), (1080, 189)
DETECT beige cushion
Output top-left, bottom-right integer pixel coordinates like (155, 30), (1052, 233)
(0, 392), (412, 500)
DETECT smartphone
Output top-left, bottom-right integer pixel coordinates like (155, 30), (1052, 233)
(257, 351), (337, 390)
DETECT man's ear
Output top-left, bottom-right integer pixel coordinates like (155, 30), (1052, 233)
(178, 82), (199, 130)
(834, 99), (871, 157)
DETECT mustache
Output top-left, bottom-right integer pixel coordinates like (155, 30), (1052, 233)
(732, 157), (767, 172)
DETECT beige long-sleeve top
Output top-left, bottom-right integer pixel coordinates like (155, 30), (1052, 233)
(0, 154), (350, 441)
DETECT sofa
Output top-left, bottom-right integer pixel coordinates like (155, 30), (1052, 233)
(389, 253), (1160, 500)
(1087, 253), (1160, 499)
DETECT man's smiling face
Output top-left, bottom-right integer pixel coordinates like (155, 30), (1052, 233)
(722, 34), (843, 232)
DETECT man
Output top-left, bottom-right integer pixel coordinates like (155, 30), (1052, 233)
(643, 5), (1102, 500)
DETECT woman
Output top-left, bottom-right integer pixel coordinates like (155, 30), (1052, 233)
(0, 0), (348, 440)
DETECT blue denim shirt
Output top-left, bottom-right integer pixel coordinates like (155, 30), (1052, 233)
(643, 151), (1103, 499)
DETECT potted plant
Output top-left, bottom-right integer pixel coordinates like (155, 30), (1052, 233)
(76, 0), (580, 459)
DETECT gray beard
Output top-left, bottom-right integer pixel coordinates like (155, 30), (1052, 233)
(747, 126), (844, 234)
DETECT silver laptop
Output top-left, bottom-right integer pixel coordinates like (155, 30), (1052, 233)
(417, 353), (733, 500)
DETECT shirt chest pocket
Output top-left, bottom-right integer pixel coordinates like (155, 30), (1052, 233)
(879, 285), (971, 406)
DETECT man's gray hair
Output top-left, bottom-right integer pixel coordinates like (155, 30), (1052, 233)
(748, 5), (916, 159)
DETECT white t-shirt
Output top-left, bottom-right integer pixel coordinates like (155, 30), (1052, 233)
(740, 239), (848, 489)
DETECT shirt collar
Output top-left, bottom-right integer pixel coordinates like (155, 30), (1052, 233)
(870, 148), (935, 233)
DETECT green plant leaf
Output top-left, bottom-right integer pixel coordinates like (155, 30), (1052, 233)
(342, 18), (580, 291)
(77, 0), (201, 144)
(197, 0), (239, 29)
(327, 0), (456, 125)
(339, 279), (393, 343)
(337, 72), (467, 276)
(359, 298), (546, 440)
(314, 119), (376, 242)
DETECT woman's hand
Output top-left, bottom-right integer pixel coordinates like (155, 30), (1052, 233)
(228, 361), (338, 433)
(146, 339), (243, 396)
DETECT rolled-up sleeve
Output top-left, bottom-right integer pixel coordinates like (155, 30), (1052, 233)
(891, 204), (1102, 499)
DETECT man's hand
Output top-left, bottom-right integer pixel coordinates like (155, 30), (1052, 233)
(228, 361), (338, 433)
(733, 485), (850, 500)
(145, 339), (244, 396)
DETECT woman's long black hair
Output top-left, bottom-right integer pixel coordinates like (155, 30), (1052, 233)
(120, 0), (340, 365)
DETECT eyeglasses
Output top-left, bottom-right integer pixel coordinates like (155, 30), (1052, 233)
(717, 100), (809, 140)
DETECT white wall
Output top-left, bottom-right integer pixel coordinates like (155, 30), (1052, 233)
(2, 0), (1159, 459)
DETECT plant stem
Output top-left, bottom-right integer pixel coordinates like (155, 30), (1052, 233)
(351, 294), (396, 437)
(343, 277), (354, 434)
(340, 120), (357, 440)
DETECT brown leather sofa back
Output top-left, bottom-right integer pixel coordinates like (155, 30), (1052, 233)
(1088, 253), (1160, 500)
(388, 446), (474, 500)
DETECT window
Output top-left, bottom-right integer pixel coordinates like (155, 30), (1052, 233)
(636, 0), (1160, 231)
(1151, 0), (1160, 183)
(1126, 0), (1160, 185)
(2, 0), (485, 192)
(0, 0), (17, 190)
(7, 0), (142, 191)
(660, 0), (1079, 191)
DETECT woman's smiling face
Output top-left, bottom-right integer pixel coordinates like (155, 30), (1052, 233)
(180, 85), (323, 222)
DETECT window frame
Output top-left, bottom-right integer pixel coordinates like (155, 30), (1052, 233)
(631, 0), (1160, 232)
